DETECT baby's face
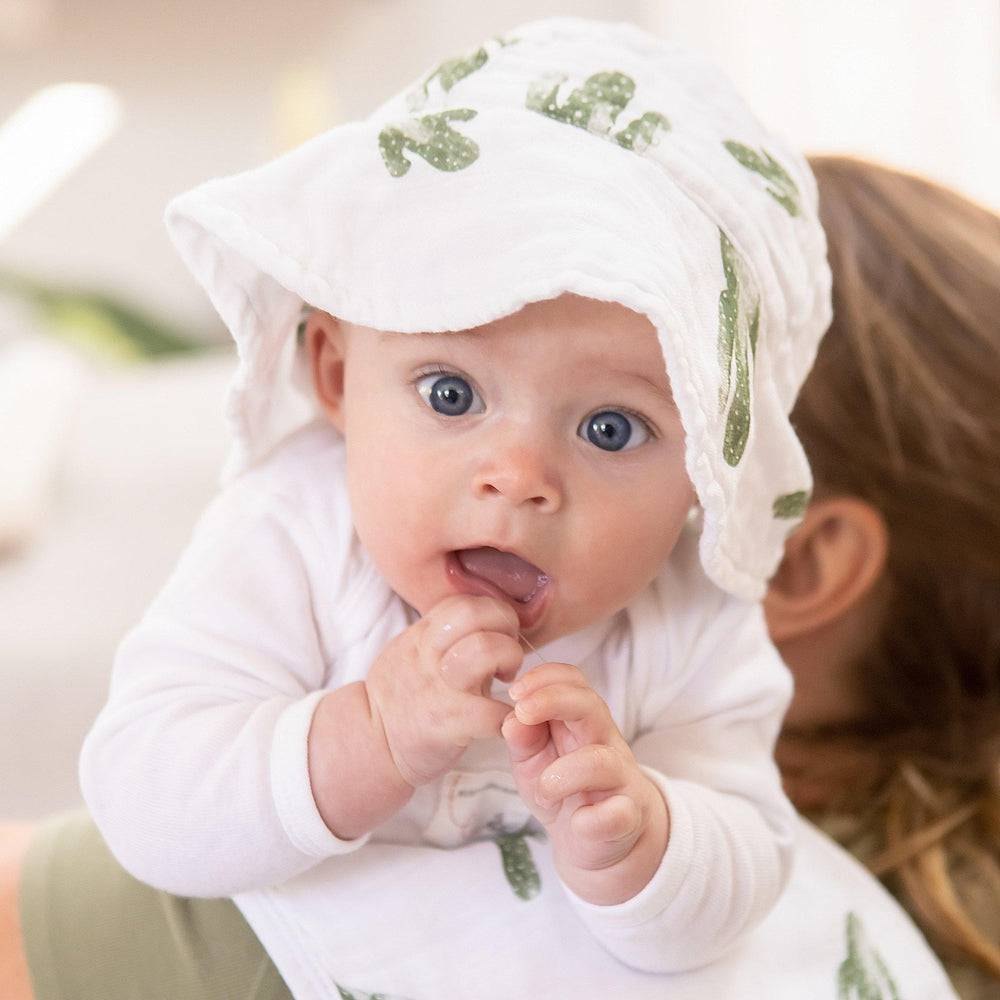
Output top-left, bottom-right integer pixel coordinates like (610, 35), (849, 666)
(308, 292), (695, 649)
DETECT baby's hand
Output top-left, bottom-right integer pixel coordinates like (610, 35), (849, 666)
(366, 594), (523, 788)
(501, 663), (669, 904)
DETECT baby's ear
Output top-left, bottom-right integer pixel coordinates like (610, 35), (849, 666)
(306, 311), (347, 431)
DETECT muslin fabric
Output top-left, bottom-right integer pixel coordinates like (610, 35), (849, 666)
(163, 15), (831, 600)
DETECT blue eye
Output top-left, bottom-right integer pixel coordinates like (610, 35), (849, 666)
(416, 372), (484, 416)
(579, 409), (650, 452)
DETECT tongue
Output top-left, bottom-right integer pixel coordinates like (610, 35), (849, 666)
(457, 547), (548, 602)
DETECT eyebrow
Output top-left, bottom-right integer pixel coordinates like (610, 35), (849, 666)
(384, 327), (478, 341)
(389, 330), (678, 411)
(605, 367), (678, 411)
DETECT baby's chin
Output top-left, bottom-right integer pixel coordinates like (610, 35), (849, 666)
(513, 605), (605, 655)
(516, 623), (554, 652)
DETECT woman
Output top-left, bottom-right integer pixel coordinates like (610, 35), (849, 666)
(763, 155), (1000, 1000)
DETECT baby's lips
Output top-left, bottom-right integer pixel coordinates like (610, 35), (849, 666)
(445, 550), (552, 630)
(456, 546), (547, 602)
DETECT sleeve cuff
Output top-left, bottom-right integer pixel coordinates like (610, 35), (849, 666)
(561, 765), (696, 929)
(270, 689), (372, 859)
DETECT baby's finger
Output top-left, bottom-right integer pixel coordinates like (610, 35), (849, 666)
(422, 594), (520, 657)
(453, 693), (520, 743)
(569, 794), (643, 848)
(535, 744), (627, 808)
(508, 662), (588, 700)
(513, 682), (614, 745)
(439, 630), (523, 692)
(500, 710), (551, 764)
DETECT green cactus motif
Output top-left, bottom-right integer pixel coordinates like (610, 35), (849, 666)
(378, 109), (479, 177)
(336, 986), (413, 1000)
(836, 912), (903, 1000)
(526, 70), (670, 155)
(724, 140), (801, 217)
(615, 111), (671, 153)
(772, 490), (810, 519)
(295, 301), (313, 346)
(406, 35), (520, 111)
(407, 47), (488, 111)
(527, 70), (633, 129)
(491, 821), (542, 900)
(717, 229), (761, 467)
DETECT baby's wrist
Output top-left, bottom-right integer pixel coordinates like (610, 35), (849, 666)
(307, 682), (414, 840)
(556, 781), (670, 906)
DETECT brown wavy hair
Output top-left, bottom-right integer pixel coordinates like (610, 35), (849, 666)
(787, 155), (1000, 985)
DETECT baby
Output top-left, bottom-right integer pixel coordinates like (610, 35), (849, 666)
(301, 294), (697, 906)
(79, 16), (832, 999)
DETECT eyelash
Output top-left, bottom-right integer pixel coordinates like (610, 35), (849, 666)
(412, 365), (474, 392)
(409, 364), (659, 440)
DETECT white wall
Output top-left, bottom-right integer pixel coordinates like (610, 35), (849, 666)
(639, 0), (1000, 211)
(0, 0), (996, 340)
(0, 0), (640, 338)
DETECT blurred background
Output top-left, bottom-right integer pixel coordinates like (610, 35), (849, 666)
(2, 0), (998, 819)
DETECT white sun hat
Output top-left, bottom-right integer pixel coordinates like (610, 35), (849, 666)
(164, 15), (831, 601)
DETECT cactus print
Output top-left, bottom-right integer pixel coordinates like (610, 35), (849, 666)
(615, 110), (672, 153)
(378, 109), (479, 177)
(406, 34), (520, 112)
(526, 70), (670, 155)
(724, 140), (801, 217)
(417, 47), (488, 102)
(772, 490), (809, 519)
(336, 986), (413, 1000)
(837, 912), (903, 1000)
(717, 230), (760, 467)
(388, 34), (522, 176)
(494, 829), (541, 900)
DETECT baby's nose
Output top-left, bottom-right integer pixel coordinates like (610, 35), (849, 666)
(471, 442), (562, 512)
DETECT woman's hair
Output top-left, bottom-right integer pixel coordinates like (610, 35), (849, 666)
(792, 155), (1000, 982)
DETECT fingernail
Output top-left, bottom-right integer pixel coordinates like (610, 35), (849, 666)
(508, 680), (525, 699)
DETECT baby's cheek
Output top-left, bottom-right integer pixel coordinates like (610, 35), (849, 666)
(357, 475), (422, 553)
(570, 533), (649, 619)
(599, 513), (679, 601)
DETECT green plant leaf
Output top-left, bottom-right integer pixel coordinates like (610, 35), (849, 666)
(0, 270), (204, 362)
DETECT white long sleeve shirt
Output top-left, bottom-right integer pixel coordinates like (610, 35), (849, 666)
(79, 418), (798, 992)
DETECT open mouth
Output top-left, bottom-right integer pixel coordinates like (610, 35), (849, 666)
(445, 547), (552, 630)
